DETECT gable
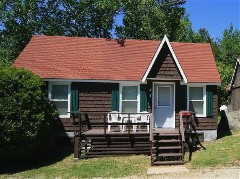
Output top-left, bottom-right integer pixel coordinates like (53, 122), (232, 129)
(147, 43), (182, 80)
(141, 35), (187, 83)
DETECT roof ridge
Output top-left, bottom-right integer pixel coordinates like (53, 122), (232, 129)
(32, 35), (211, 45)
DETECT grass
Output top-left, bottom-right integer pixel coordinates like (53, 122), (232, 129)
(1, 131), (240, 178)
(188, 130), (240, 168)
(0, 154), (150, 179)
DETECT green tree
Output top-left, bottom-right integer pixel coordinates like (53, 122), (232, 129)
(115, 0), (186, 40)
(0, 0), (48, 65)
(212, 24), (240, 105)
(59, 0), (121, 37)
(214, 24), (240, 67)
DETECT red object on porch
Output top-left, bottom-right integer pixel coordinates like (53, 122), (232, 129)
(179, 111), (191, 117)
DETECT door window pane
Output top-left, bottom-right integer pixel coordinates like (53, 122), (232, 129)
(189, 101), (203, 115)
(52, 85), (68, 100)
(122, 101), (138, 113)
(158, 87), (170, 106)
(189, 87), (203, 100)
(54, 101), (68, 115)
(122, 86), (137, 100)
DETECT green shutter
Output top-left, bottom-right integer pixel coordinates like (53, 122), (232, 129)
(140, 84), (148, 112)
(206, 85), (213, 117)
(71, 83), (79, 112)
(112, 84), (119, 111)
(180, 85), (187, 110)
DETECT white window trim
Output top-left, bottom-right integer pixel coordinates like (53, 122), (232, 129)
(119, 83), (140, 113)
(48, 81), (71, 118)
(187, 85), (206, 117)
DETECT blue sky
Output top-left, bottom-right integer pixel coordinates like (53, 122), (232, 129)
(185, 0), (240, 39)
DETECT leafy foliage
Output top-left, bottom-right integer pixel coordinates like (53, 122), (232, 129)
(214, 25), (240, 67)
(115, 0), (186, 40)
(212, 25), (240, 105)
(0, 67), (58, 146)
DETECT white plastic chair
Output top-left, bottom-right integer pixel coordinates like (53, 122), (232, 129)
(122, 115), (136, 132)
(107, 111), (123, 133)
(135, 111), (150, 132)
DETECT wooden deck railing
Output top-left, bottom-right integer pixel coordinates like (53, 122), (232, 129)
(70, 112), (151, 135)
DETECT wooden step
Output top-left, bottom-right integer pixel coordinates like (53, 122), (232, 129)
(158, 153), (182, 157)
(152, 153), (182, 157)
(156, 139), (182, 143)
(152, 160), (183, 165)
(153, 146), (181, 150)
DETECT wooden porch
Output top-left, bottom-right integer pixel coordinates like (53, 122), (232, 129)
(70, 112), (188, 165)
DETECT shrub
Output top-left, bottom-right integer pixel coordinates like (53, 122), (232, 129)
(0, 67), (59, 148)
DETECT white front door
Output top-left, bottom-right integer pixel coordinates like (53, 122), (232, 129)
(153, 83), (175, 128)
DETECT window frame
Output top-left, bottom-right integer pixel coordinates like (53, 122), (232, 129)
(119, 83), (140, 113)
(48, 82), (71, 118)
(187, 85), (206, 117)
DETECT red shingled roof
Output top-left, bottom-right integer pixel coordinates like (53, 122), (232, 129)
(13, 35), (221, 83)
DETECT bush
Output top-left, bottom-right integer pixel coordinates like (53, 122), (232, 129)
(0, 67), (59, 149)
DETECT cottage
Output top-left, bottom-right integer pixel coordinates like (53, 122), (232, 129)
(228, 58), (240, 111)
(14, 35), (221, 164)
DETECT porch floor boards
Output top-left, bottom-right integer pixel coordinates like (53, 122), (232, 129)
(81, 128), (179, 136)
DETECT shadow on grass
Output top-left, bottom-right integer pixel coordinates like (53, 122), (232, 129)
(217, 110), (232, 139)
(0, 147), (73, 174)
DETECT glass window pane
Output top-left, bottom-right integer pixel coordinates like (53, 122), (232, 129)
(54, 101), (68, 115)
(122, 101), (137, 113)
(189, 87), (203, 100)
(189, 101), (203, 115)
(122, 86), (137, 100)
(52, 85), (68, 100)
(158, 87), (170, 106)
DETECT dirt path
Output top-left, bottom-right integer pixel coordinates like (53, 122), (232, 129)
(150, 168), (240, 179)
(122, 167), (240, 179)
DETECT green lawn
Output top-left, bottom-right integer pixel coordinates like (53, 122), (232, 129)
(188, 130), (240, 168)
(1, 131), (240, 178)
(0, 155), (150, 179)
